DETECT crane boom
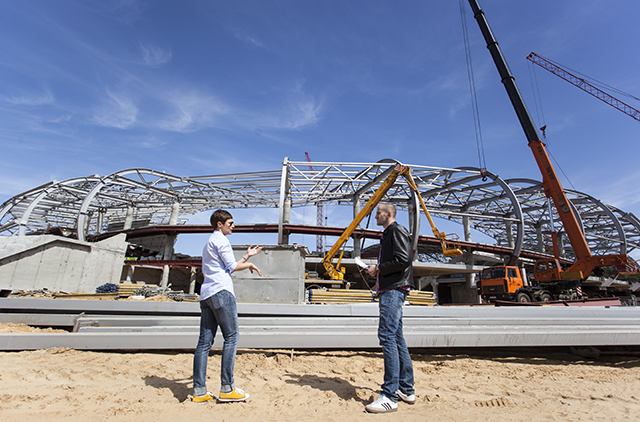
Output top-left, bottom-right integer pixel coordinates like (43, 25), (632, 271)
(467, 0), (591, 261)
(467, 0), (637, 279)
(527, 52), (640, 122)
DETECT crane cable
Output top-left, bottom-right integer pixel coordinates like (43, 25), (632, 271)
(459, 0), (487, 180)
(528, 60), (547, 134)
(527, 61), (578, 191)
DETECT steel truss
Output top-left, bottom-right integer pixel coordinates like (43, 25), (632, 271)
(1, 159), (638, 262)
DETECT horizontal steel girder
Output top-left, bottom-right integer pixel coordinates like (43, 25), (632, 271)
(2, 299), (640, 350)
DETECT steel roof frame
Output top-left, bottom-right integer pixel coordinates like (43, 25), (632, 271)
(1, 158), (638, 262)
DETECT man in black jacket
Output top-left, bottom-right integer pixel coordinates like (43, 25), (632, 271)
(365, 203), (416, 413)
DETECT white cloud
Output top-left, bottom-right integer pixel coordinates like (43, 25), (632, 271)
(230, 28), (265, 49)
(257, 81), (323, 130)
(3, 90), (55, 106)
(0, 171), (51, 199)
(138, 134), (167, 149)
(107, 0), (146, 26)
(285, 97), (322, 129)
(593, 171), (640, 211)
(139, 43), (172, 67)
(187, 155), (261, 174)
(156, 91), (229, 133)
(92, 89), (139, 129)
(48, 114), (72, 124)
(236, 33), (264, 49)
(290, 208), (319, 226)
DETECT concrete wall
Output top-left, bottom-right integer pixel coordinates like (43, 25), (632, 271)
(231, 244), (307, 304)
(0, 234), (127, 293)
(0, 235), (307, 302)
(454, 287), (480, 304)
(119, 244), (308, 304)
(122, 265), (163, 285)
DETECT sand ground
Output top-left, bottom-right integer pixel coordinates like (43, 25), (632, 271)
(1, 330), (639, 422)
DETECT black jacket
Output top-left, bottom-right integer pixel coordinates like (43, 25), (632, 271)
(377, 221), (415, 292)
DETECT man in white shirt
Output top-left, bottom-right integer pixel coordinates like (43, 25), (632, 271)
(192, 209), (262, 403)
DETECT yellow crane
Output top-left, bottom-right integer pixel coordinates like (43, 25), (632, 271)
(322, 164), (463, 280)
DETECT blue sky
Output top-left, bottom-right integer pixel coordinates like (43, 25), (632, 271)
(1, 0), (639, 255)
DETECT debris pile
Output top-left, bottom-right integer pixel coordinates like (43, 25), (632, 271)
(6, 288), (55, 298)
(3, 285), (198, 302)
(132, 285), (199, 302)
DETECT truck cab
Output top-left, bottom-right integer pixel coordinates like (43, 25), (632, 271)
(478, 265), (525, 301)
(533, 259), (562, 282)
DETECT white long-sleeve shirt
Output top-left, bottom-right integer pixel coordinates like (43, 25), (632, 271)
(200, 230), (237, 301)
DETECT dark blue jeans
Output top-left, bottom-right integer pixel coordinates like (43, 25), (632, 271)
(193, 290), (238, 396)
(378, 289), (415, 401)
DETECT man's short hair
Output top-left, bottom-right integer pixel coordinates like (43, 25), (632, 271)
(210, 209), (233, 228)
(379, 203), (396, 217)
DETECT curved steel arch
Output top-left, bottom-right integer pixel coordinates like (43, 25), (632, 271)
(76, 169), (183, 242)
(0, 177), (103, 237)
(1, 159), (639, 264)
(609, 206), (640, 256)
(564, 189), (629, 256)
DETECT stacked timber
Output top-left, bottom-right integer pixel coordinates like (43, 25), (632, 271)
(406, 290), (437, 306)
(52, 292), (118, 300)
(51, 282), (139, 299)
(117, 284), (145, 298)
(308, 288), (436, 306)
(308, 288), (375, 304)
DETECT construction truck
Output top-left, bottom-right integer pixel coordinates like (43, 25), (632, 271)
(478, 259), (638, 303)
(478, 265), (544, 303)
(469, 0), (639, 303)
(479, 262), (608, 303)
(321, 163), (462, 283)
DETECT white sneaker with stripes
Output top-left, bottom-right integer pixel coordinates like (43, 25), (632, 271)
(396, 389), (416, 404)
(365, 394), (398, 413)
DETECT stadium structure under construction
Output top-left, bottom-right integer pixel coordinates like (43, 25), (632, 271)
(1, 158), (639, 304)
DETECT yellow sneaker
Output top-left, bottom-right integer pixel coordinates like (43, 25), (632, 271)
(192, 392), (214, 404)
(217, 388), (249, 402)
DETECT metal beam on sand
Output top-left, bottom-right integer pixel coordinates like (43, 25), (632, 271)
(2, 298), (640, 351)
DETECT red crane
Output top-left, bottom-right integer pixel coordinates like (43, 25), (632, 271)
(526, 52), (640, 122)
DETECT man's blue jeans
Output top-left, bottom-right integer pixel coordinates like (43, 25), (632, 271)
(378, 289), (415, 401)
(193, 290), (238, 396)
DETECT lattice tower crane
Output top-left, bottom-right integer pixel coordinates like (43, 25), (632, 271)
(527, 52), (640, 122)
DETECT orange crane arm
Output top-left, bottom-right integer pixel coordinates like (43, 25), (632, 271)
(468, 0), (591, 261)
(468, 0), (637, 279)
